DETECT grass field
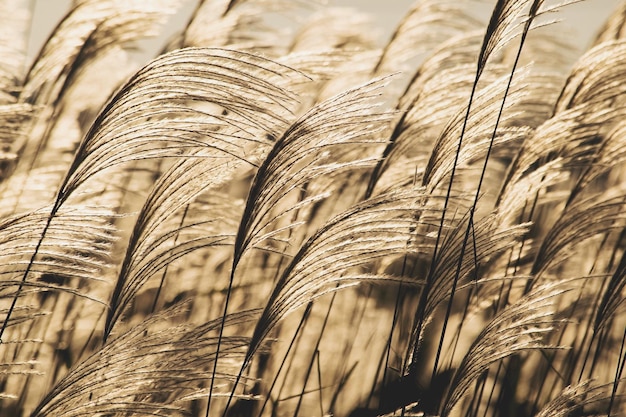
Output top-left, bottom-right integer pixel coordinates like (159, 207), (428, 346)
(0, 0), (625, 416)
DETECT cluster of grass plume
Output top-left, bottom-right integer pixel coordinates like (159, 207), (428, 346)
(0, 0), (625, 416)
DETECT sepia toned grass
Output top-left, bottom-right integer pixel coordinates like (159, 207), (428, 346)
(0, 0), (625, 416)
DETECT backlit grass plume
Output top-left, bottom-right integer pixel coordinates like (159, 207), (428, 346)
(0, 0), (625, 416)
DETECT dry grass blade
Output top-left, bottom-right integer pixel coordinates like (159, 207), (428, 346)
(423, 213), (529, 320)
(31, 305), (257, 417)
(245, 188), (437, 364)
(571, 121), (626, 199)
(289, 8), (377, 54)
(105, 156), (245, 338)
(4, 0), (185, 214)
(0, 205), (115, 285)
(475, 0), (543, 79)
(0, 103), (32, 178)
(383, 64), (559, 198)
(232, 77), (393, 269)
(0, 0), (29, 103)
(532, 189), (626, 277)
(22, 0), (184, 106)
(593, 0), (626, 45)
(498, 103), (624, 209)
(0, 203), (114, 384)
(183, 0), (284, 54)
(58, 47), (304, 204)
(183, 0), (320, 56)
(398, 31), (483, 110)
(441, 282), (567, 417)
(374, 0), (481, 74)
(422, 67), (533, 193)
(555, 40), (626, 112)
(534, 380), (619, 417)
(594, 247), (626, 332)
(367, 32), (484, 197)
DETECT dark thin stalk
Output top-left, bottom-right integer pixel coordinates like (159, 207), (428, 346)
(482, 361), (504, 417)
(376, 283), (406, 412)
(465, 371), (487, 417)
(293, 291), (337, 417)
(315, 351), (325, 417)
(405, 75), (480, 378)
(257, 303), (313, 417)
(434, 8), (544, 415)
(607, 327), (626, 416)
(329, 362), (359, 414)
(0, 199), (60, 343)
(207, 267), (238, 417)
(587, 326), (607, 382)
(468, 371), (488, 417)
(429, 214), (474, 385)
(445, 285), (476, 373)
(328, 286), (373, 413)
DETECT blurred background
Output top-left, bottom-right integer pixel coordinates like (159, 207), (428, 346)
(28, 0), (622, 66)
